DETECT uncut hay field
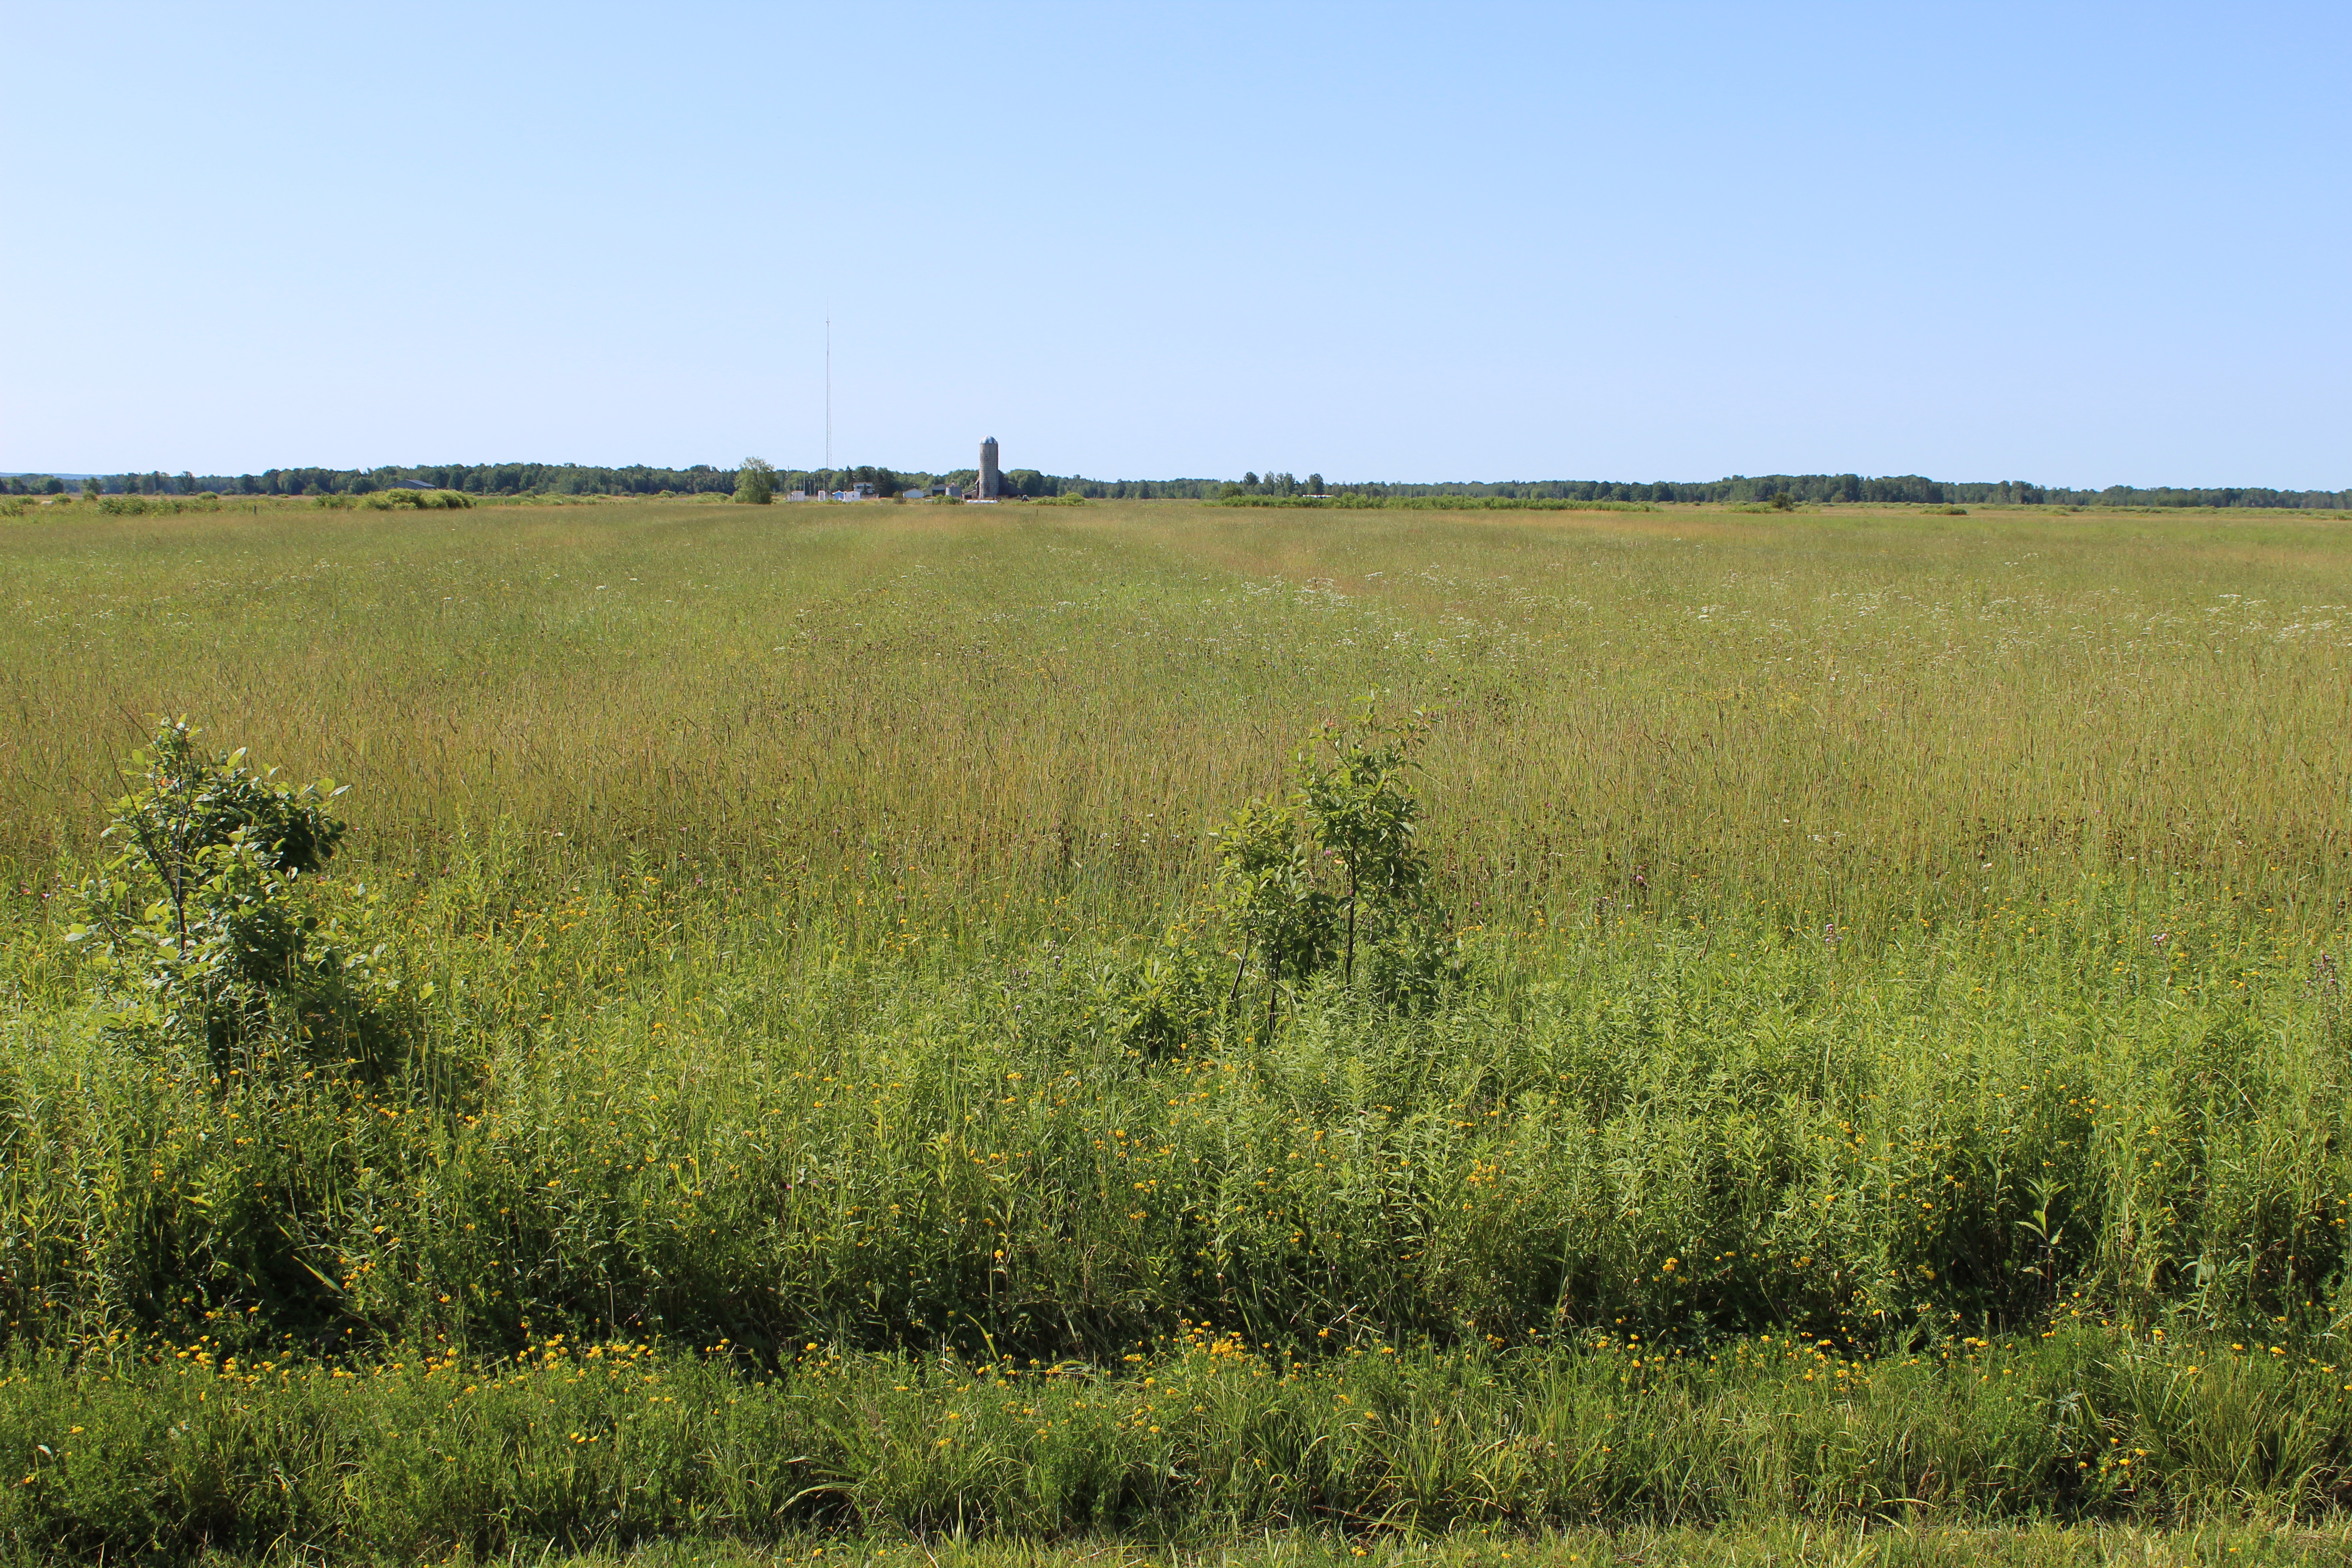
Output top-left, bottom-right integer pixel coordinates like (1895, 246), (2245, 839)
(2, 495), (2352, 1561)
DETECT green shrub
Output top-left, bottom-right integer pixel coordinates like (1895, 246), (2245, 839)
(736, 456), (776, 505)
(1207, 710), (1462, 1032)
(34, 724), (435, 1337)
(64, 720), (414, 1073)
(361, 488), (473, 510)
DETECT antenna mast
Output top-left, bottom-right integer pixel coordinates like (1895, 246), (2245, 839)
(824, 314), (831, 481)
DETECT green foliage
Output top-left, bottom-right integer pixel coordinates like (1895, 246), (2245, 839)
(735, 456), (777, 505)
(1212, 494), (1656, 512)
(1210, 709), (1460, 1028)
(108, 720), (345, 879)
(3, 499), (2351, 1553)
(27, 725), (441, 1340)
(1213, 792), (1338, 1016)
(2, 1326), (2349, 1554)
(1299, 708), (1444, 992)
(1101, 923), (1230, 1058)
(12, 808), (2349, 1380)
(64, 721), (410, 1074)
(359, 487), (472, 510)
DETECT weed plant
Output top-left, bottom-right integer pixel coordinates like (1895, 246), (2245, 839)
(5, 857), (2346, 1359)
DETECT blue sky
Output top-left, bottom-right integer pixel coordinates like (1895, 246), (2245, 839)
(5, 2), (2345, 487)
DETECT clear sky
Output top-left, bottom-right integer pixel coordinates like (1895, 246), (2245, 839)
(5, 2), (2345, 488)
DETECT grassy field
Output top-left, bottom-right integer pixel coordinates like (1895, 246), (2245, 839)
(1, 496), (2349, 1560)
(6, 495), (2346, 925)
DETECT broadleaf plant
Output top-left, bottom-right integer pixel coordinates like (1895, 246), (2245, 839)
(1207, 700), (1461, 1039)
(66, 719), (413, 1076)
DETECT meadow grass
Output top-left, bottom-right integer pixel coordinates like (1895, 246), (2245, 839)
(5, 1322), (2352, 1556)
(3, 497), (2344, 932)
(526, 1524), (2352, 1568)
(0, 498), (2348, 1557)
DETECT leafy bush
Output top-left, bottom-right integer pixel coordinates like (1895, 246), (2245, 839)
(360, 488), (472, 510)
(26, 725), (441, 1338)
(65, 720), (414, 1076)
(735, 456), (777, 505)
(1207, 709), (1463, 1033)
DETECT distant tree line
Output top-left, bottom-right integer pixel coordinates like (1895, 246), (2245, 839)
(1283, 475), (2352, 510)
(2, 465), (2342, 510)
(0, 464), (1241, 503)
(0, 465), (757, 499)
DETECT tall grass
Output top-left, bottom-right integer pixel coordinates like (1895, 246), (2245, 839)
(1, 500), (2344, 937)
(1, 498), (2348, 1548)
(3, 860), (2345, 1361)
(5, 1323), (2349, 1556)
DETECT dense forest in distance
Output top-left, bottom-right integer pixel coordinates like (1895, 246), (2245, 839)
(2, 461), (2345, 510)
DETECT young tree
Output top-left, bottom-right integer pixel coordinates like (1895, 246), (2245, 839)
(1208, 705), (1459, 1035)
(734, 456), (776, 505)
(68, 720), (411, 1074)
(1301, 709), (1433, 986)
(1214, 794), (1335, 1038)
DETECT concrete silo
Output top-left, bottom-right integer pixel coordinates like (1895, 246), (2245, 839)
(979, 437), (1002, 499)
